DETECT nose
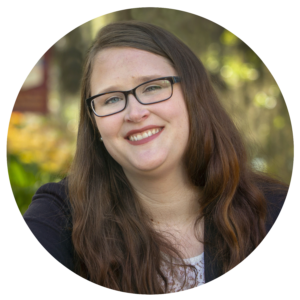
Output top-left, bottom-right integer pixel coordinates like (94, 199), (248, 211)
(124, 94), (150, 123)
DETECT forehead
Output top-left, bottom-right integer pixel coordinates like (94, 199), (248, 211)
(90, 47), (177, 95)
(90, 47), (176, 90)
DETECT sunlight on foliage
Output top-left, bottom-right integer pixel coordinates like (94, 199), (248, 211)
(221, 57), (260, 87)
(273, 116), (286, 129)
(254, 92), (277, 109)
(7, 112), (75, 173)
(252, 157), (268, 172)
(220, 30), (238, 46)
(204, 43), (221, 73)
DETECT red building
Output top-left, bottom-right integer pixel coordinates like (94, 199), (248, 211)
(13, 50), (51, 114)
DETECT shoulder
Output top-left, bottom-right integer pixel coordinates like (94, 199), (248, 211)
(24, 178), (72, 230)
(32, 178), (70, 209)
(258, 179), (289, 233)
(25, 179), (72, 227)
(24, 179), (74, 271)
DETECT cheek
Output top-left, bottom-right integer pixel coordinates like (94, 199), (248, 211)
(162, 98), (190, 131)
(95, 119), (103, 136)
(95, 116), (121, 138)
(96, 122), (111, 138)
(175, 98), (190, 131)
(157, 98), (180, 118)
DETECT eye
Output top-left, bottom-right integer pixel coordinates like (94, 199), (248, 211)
(143, 85), (162, 93)
(105, 96), (123, 105)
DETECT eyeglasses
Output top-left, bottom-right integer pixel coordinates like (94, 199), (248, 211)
(86, 76), (181, 117)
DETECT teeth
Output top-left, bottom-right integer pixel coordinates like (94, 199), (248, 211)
(128, 128), (162, 141)
(142, 132), (148, 138)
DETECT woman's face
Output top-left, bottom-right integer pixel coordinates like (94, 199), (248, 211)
(90, 47), (190, 177)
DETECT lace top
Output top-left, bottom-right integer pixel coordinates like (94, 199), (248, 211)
(159, 252), (205, 293)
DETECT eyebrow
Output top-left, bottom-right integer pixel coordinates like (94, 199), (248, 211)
(96, 75), (168, 94)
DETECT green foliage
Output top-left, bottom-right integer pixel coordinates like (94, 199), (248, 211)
(8, 155), (64, 215)
(220, 30), (239, 46)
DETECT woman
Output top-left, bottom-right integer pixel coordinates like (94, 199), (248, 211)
(24, 21), (288, 293)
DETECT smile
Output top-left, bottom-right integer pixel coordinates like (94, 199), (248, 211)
(125, 126), (164, 146)
(128, 128), (163, 141)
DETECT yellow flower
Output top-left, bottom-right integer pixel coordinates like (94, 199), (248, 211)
(7, 112), (76, 174)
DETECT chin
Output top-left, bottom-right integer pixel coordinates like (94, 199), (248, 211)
(133, 161), (164, 172)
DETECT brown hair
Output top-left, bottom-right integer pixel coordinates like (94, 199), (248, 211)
(68, 20), (287, 293)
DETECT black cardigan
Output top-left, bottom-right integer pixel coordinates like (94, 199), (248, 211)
(23, 180), (287, 284)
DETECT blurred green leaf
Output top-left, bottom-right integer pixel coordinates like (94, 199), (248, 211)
(8, 155), (64, 215)
(8, 157), (36, 187)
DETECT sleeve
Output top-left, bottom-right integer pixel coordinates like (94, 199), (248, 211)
(23, 181), (75, 271)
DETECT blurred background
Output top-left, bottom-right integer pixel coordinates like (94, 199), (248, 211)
(7, 8), (293, 215)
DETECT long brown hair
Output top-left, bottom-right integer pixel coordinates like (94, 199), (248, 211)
(68, 20), (287, 293)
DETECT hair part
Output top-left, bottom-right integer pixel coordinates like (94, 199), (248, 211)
(68, 20), (286, 293)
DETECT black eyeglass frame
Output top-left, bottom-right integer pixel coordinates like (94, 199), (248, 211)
(86, 76), (181, 117)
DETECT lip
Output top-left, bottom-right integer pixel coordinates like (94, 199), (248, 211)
(125, 125), (164, 139)
(125, 125), (164, 146)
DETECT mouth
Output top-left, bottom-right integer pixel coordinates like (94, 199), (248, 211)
(127, 127), (164, 146)
(127, 127), (163, 141)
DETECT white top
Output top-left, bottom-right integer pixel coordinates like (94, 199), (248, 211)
(159, 252), (205, 293)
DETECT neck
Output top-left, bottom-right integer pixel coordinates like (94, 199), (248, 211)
(123, 164), (202, 227)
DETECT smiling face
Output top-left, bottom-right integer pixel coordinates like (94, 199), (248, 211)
(90, 47), (190, 178)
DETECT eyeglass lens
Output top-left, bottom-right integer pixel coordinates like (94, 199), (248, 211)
(92, 79), (172, 116)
